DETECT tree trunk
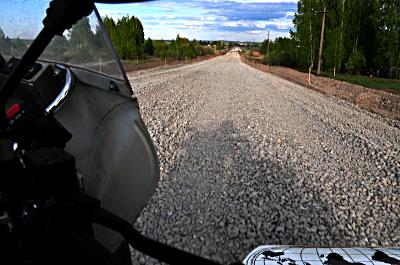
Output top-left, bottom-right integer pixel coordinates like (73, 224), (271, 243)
(339, 0), (345, 71)
(354, 1), (362, 52)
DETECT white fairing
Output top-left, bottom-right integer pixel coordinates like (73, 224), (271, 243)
(54, 69), (159, 251)
(243, 246), (400, 265)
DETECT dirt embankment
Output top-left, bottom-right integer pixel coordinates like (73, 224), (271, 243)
(241, 55), (400, 121)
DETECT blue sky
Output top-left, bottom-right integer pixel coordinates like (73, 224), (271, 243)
(0, 0), (298, 42)
(97, 0), (299, 41)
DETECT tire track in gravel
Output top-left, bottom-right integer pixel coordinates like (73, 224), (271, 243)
(127, 52), (400, 264)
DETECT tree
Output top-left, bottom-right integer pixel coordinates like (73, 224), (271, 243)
(375, 0), (400, 78)
(292, 0), (323, 70)
(103, 15), (145, 60)
(49, 36), (69, 52)
(264, 37), (297, 67)
(153, 36), (213, 60)
(175, 34), (183, 60)
(0, 27), (11, 55)
(256, 0), (398, 78)
(216, 41), (224, 50)
(68, 17), (96, 50)
(167, 40), (177, 58)
(346, 49), (366, 74)
(260, 39), (268, 54)
(144, 37), (154, 56)
(45, 35), (69, 60)
(12, 38), (27, 56)
(153, 40), (169, 59)
(103, 16), (117, 41)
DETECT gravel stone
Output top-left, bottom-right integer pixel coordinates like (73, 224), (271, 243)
(128, 53), (400, 264)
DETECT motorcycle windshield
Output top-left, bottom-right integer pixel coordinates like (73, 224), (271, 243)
(0, 0), (125, 80)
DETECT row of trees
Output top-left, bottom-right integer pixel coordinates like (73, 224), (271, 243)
(1, 18), (109, 64)
(261, 38), (298, 67)
(150, 35), (214, 60)
(0, 28), (31, 57)
(103, 16), (215, 61)
(261, 0), (400, 78)
(103, 16), (145, 60)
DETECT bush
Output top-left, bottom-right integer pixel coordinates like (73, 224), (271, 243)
(346, 49), (366, 74)
(263, 50), (296, 67)
(153, 36), (214, 60)
(144, 38), (154, 56)
(262, 37), (297, 67)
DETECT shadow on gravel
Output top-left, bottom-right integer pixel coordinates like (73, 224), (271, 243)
(133, 120), (341, 264)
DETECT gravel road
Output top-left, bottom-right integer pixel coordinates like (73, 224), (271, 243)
(128, 52), (400, 264)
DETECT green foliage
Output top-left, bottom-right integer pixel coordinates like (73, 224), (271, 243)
(47, 35), (69, 56)
(321, 72), (400, 91)
(144, 37), (154, 56)
(290, 0), (399, 78)
(263, 37), (297, 67)
(375, 0), (400, 78)
(216, 41), (224, 50)
(103, 15), (145, 60)
(153, 40), (168, 59)
(11, 38), (27, 56)
(346, 49), (366, 74)
(68, 17), (96, 50)
(40, 17), (113, 64)
(0, 27), (26, 56)
(260, 39), (268, 54)
(153, 35), (214, 61)
(0, 27), (11, 55)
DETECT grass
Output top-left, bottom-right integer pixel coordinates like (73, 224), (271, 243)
(244, 53), (400, 92)
(319, 72), (400, 92)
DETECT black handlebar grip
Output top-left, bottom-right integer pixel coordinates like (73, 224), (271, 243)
(43, 0), (95, 35)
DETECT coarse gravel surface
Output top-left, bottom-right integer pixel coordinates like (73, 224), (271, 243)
(127, 52), (400, 264)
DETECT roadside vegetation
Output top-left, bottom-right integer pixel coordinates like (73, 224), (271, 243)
(320, 72), (400, 92)
(249, 0), (400, 91)
(102, 15), (225, 69)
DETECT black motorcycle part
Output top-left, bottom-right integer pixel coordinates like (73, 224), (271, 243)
(0, 224), (22, 265)
(23, 147), (79, 198)
(43, 0), (94, 36)
(0, 54), (5, 69)
(8, 101), (72, 148)
(92, 206), (225, 265)
(19, 199), (129, 265)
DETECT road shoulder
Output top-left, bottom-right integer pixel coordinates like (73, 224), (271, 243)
(241, 55), (400, 121)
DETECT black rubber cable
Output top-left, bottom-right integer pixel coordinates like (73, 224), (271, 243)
(92, 207), (225, 265)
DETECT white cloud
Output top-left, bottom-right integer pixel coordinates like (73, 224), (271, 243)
(266, 18), (293, 29)
(285, 11), (296, 18)
(96, 0), (297, 41)
(221, 18), (293, 30)
(248, 30), (262, 34)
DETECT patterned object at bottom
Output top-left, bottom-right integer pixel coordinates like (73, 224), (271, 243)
(243, 246), (400, 265)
